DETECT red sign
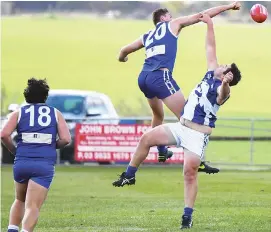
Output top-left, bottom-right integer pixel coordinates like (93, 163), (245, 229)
(74, 124), (184, 163)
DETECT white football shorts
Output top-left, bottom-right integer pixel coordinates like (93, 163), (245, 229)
(166, 122), (209, 159)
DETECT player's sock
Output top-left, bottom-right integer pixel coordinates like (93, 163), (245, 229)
(183, 207), (194, 218)
(20, 230), (29, 232)
(157, 145), (167, 153)
(7, 225), (19, 232)
(126, 165), (137, 178)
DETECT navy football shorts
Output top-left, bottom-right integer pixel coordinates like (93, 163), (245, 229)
(13, 158), (55, 189)
(138, 70), (180, 99)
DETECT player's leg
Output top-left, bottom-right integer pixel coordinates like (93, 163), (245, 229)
(138, 71), (164, 127)
(138, 70), (173, 161)
(162, 89), (185, 120)
(112, 123), (178, 187)
(8, 160), (30, 232)
(129, 124), (176, 167)
(179, 128), (210, 229)
(21, 162), (54, 232)
(180, 148), (201, 229)
(7, 182), (28, 232)
(21, 180), (49, 232)
(147, 97), (164, 127)
(153, 74), (185, 162)
(151, 70), (182, 162)
(146, 70), (181, 161)
(147, 97), (173, 158)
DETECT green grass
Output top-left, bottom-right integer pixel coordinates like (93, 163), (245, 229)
(206, 141), (271, 164)
(1, 16), (271, 117)
(1, 166), (271, 232)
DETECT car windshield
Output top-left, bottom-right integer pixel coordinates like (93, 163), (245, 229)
(46, 95), (85, 115)
(86, 98), (108, 115)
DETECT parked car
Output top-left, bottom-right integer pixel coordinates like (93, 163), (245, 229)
(1, 89), (119, 164)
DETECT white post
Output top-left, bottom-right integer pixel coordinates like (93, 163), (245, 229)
(249, 119), (255, 165)
(56, 149), (60, 165)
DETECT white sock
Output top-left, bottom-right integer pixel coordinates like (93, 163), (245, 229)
(21, 230), (29, 232)
(8, 225), (19, 231)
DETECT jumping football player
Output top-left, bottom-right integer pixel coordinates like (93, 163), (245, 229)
(117, 2), (241, 173)
(113, 13), (242, 229)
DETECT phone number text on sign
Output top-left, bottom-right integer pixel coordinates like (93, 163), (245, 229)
(74, 124), (184, 163)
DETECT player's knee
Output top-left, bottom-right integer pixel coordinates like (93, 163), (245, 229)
(152, 110), (164, 122)
(25, 198), (42, 211)
(25, 205), (40, 215)
(14, 199), (25, 206)
(184, 167), (197, 183)
(140, 132), (153, 147)
(16, 193), (26, 203)
(184, 172), (197, 184)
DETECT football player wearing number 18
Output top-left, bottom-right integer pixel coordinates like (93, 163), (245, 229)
(1, 78), (71, 232)
(118, 2), (241, 173)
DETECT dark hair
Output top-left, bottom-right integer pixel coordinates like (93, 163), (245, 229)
(223, 63), (242, 86)
(23, 78), (50, 103)
(152, 8), (169, 25)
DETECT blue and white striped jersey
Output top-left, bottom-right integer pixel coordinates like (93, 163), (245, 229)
(16, 104), (58, 162)
(181, 71), (226, 128)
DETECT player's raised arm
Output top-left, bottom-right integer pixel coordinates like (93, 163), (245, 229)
(1, 111), (18, 154)
(170, 2), (241, 34)
(118, 38), (144, 62)
(199, 14), (218, 70)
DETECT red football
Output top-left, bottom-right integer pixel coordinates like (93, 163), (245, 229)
(250, 4), (268, 23)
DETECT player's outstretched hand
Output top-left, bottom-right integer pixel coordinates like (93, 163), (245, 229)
(223, 72), (233, 84)
(230, 2), (241, 10)
(199, 13), (212, 24)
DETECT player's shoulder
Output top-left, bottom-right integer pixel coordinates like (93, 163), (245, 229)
(6, 110), (19, 120)
(141, 28), (153, 46)
(53, 107), (60, 115)
(20, 104), (29, 109)
(142, 22), (168, 34)
(49, 106), (59, 115)
(47, 105), (56, 110)
(142, 28), (154, 37)
(52, 108), (64, 122)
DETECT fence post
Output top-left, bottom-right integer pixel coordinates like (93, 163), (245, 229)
(56, 149), (60, 165)
(249, 119), (255, 165)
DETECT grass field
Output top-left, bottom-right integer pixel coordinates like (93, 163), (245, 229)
(1, 16), (271, 117)
(1, 166), (271, 232)
(206, 141), (271, 164)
